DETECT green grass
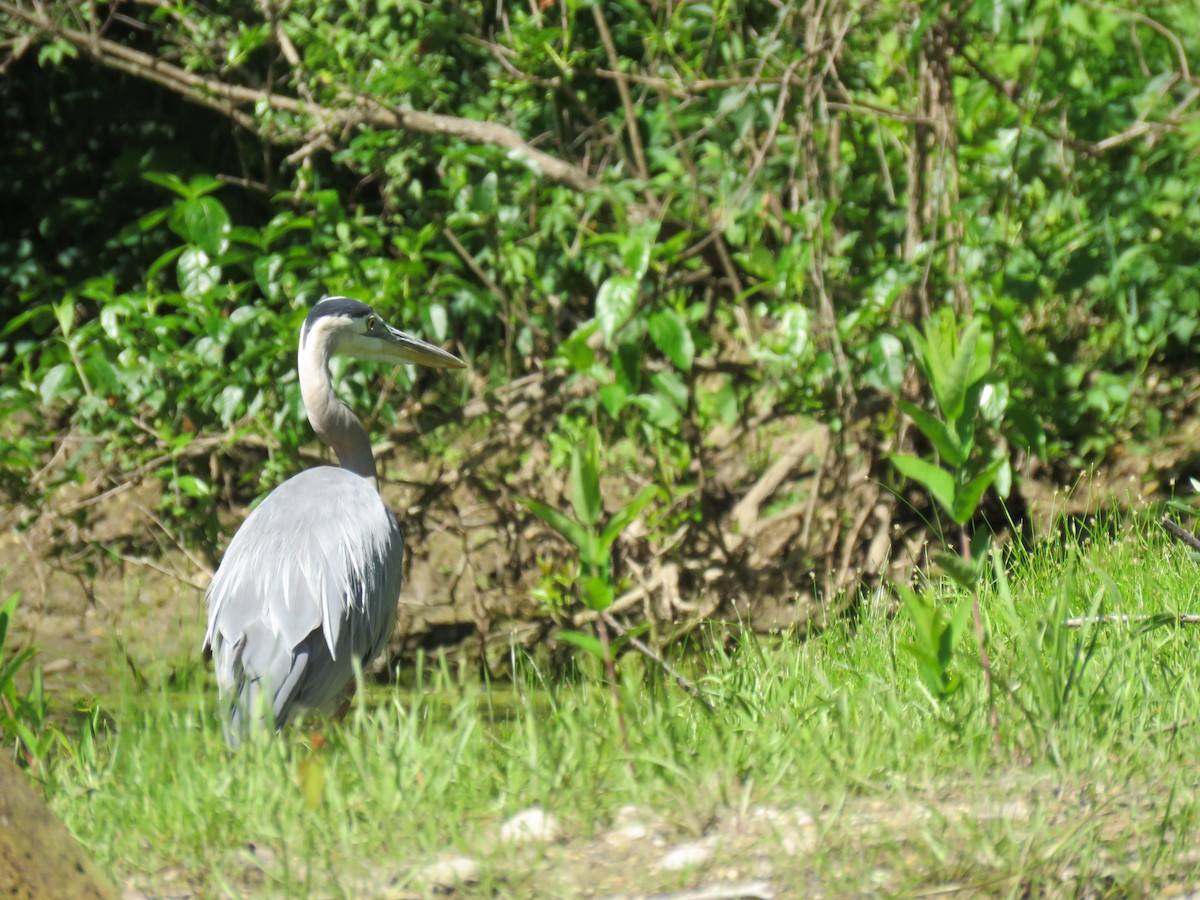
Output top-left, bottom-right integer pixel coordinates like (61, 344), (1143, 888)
(38, 514), (1200, 896)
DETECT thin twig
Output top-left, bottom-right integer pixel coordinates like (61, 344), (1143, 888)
(0, 0), (601, 193)
(595, 616), (636, 777)
(590, 5), (649, 182)
(1148, 718), (1198, 737)
(1062, 613), (1200, 628)
(603, 613), (712, 710)
(1161, 516), (1200, 553)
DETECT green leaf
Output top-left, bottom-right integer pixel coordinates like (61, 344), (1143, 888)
(613, 341), (643, 393)
(595, 276), (638, 345)
(214, 385), (245, 427)
(580, 575), (615, 612)
(516, 496), (589, 552)
(556, 628), (606, 659)
(39, 363), (74, 407)
(623, 220), (660, 280)
(866, 333), (906, 392)
(557, 321), (600, 372)
(951, 455), (1007, 524)
(939, 317), (982, 420)
(569, 430), (602, 528)
(933, 551), (985, 591)
(634, 393), (682, 430)
(898, 400), (967, 468)
(52, 299), (75, 338)
(598, 485), (661, 551)
(177, 248), (221, 297)
(183, 197), (231, 256)
(889, 454), (956, 516)
(176, 476), (213, 500)
(0, 591), (17, 656)
(648, 309), (694, 371)
(598, 384), (628, 418)
(147, 245), (185, 282)
(142, 171), (194, 198)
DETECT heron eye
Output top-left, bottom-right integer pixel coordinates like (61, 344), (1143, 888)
(365, 316), (377, 331)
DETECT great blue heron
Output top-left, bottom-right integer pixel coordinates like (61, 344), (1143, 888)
(203, 296), (465, 740)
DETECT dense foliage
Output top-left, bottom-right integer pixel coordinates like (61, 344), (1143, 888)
(2, 0), (1199, 589)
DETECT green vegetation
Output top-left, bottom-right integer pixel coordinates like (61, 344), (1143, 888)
(40, 518), (1200, 894)
(4, 0), (1200, 893)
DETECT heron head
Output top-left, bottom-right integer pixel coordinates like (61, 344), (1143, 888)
(301, 296), (466, 368)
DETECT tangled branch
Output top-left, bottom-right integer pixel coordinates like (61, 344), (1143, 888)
(0, 0), (600, 193)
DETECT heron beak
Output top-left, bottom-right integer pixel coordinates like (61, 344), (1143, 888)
(380, 323), (467, 369)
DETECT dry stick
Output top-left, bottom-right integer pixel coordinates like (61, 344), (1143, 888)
(0, 0), (600, 193)
(602, 613), (712, 710)
(1063, 613), (1200, 628)
(590, 4), (650, 183)
(1161, 515), (1200, 553)
(1149, 718), (1199, 737)
(962, 529), (1001, 749)
(595, 615), (636, 778)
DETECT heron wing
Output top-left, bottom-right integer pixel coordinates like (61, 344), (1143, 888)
(204, 466), (404, 732)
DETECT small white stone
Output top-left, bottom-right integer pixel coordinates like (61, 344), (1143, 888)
(500, 806), (562, 844)
(657, 840), (714, 872)
(749, 805), (817, 855)
(605, 805), (654, 844)
(420, 855), (480, 888)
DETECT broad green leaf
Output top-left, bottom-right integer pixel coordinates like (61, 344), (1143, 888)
(176, 475), (213, 499)
(613, 341), (643, 392)
(650, 370), (688, 411)
(598, 384), (628, 418)
(941, 596), (974, 668)
(623, 219), (661, 280)
(516, 496), (589, 551)
(556, 628), (606, 659)
(951, 455), (1007, 524)
(39, 363), (74, 407)
(177, 248), (221, 297)
(598, 485), (662, 551)
(595, 276), (638, 345)
(634, 393), (682, 430)
(898, 400), (967, 468)
(968, 328), (994, 388)
(557, 321), (600, 372)
(978, 381), (1008, 424)
(580, 575), (614, 612)
(939, 317), (982, 420)
(933, 551), (985, 591)
(52, 299), (75, 338)
(254, 254), (284, 299)
(183, 197), (231, 256)
(426, 302), (449, 342)
(142, 170), (193, 198)
(569, 430), (602, 528)
(890, 453), (957, 516)
(648, 309), (694, 371)
(214, 385), (245, 426)
(866, 333), (906, 392)
(994, 457), (1012, 499)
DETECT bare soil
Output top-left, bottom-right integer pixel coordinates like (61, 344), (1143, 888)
(4, 405), (1197, 703)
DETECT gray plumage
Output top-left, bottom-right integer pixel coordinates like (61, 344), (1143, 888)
(203, 296), (465, 741)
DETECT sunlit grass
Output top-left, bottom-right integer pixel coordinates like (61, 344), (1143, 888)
(42, 513), (1200, 896)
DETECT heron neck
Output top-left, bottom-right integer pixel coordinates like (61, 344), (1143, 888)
(298, 337), (378, 484)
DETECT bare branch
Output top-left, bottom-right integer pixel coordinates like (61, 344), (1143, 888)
(0, 0), (601, 193)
